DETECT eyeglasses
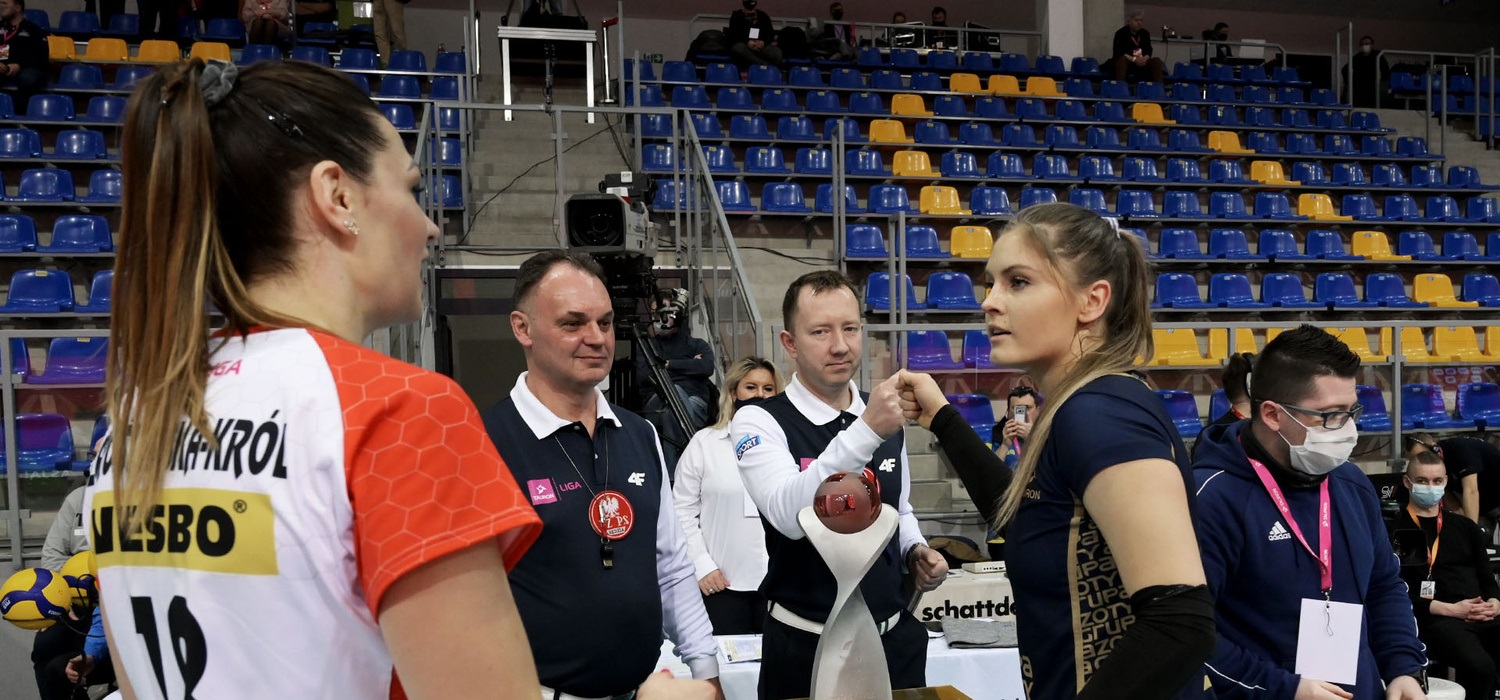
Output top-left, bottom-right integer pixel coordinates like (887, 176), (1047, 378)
(1277, 402), (1364, 430)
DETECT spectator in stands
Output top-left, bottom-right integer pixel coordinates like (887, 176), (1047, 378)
(636, 287), (715, 474)
(881, 10), (915, 47)
(990, 385), (1039, 469)
(293, 1), (338, 35)
(1408, 433), (1500, 525)
(813, 1), (856, 61)
(481, 250), (722, 699)
(1399, 450), (1500, 700)
(728, 0), (781, 68)
(0, 0), (48, 105)
(85, 0), (124, 31)
(371, 0), (409, 68)
(137, 0), (173, 39)
(240, 0), (293, 44)
(1344, 34), (1389, 108)
(1109, 8), (1164, 83)
(672, 355), (782, 635)
(924, 5), (956, 49)
(1192, 351), (1253, 460)
(732, 270), (945, 699)
(1193, 326), (1426, 699)
(1202, 22), (1231, 62)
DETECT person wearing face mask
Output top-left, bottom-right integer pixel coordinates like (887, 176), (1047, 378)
(672, 356), (783, 635)
(728, 0), (783, 68)
(813, 2), (857, 62)
(637, 287), (716, 477)
(1343, 35), (1389, 108)
(1193, 325), (1426, 700)
(1398, 450), (1500, 700)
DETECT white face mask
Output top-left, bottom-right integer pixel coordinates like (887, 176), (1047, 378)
(1360, 44), (1372, 54)
(1276, 406), (1358, 475)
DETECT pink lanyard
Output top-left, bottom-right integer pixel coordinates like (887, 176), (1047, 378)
(1248, 455), (1333, 593)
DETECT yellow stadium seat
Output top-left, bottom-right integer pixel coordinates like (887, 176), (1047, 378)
(949, 73), (985, 93)
(1024, 77), (1064, 97)
(949, 226), (993, 258)
(80, 38), (129, 62)
(1330, 327), (1389, 362)
(1433, 326), (1500, 362)
(987, 74), (1022, 95)
(1414, 273), (1479, 308)
(189, 41), (233, 63)
(890, 93), (932, 116)
(868, 119), (914, 144)
(1206, 328), (1258, 363)
(47, 36), (76, 61)
(1152, 328), (1209, 366)
(1297, 193), (1353, 221)
(1265, 327), (1288, 344)
(1131, 102), (1174, 124)
(1208, 130), (1254, 154)
(1488, 327), (1500, 357)
(134, 39), (181, 63)
(919, 186), (971, 215)
(1400, 327), (1444, 363)
(892, 150), (936, 177)
(1250, 160), (1299, 186)
(1350, 231), (1411, 261)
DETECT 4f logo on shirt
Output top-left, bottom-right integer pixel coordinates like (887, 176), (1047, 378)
(627, 472), (646, 487)
(877, 458), (896, 473)
(1268, 522), (1291, 542)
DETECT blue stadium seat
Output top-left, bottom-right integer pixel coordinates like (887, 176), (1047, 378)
(1210, 273), (1267, 308)
(1425, 196), (1463, 222)
(57, 11), (100, 36)
(714, 180), (754, 211)
(1170, 104), (1205, 124)
(889, 50), (920, 69)
(1099, 80), (1131, 99)
(377, 75), (420, 99)
(1284, 132), (1318, 155)
(1206, 84), (1237, 103)
(13, 169), (72, 202)
(1352, 111), (1388, 131)
(1069, 188), (1108, 215)
(1362, 136), (1396, 158)
(57, 64), (104, 90)
(1210, 192), (1251, 219)
(1208, 105), (1242, 126)
(1461, 274), (1500, 305)
(436, 138), (462, 166)
(1457, 383), (1500, 428)
(961, 52), (994, 72)
(1365, 273), (1427, 308)
(1166, 158), (1207, 183)
(1157, 229), (1208, 260)
(824, 117), (864, 143)
(761, 182), (810, 213)
(1354, 386), (1393, 432)
(1157, 390), (1204, 439)
(701, 145), (737, 173)
(1306, 230), (1362, 260)
(1401, 384), (1467, 429)
(1258, 230), (1310, 261)
(963, 331), (998, 369)
(75, 270), (112, 314)
(788, 65), (823, 87)
(906, 331), (963, 370)
(27, 93), (77, 122)
(857, 47), (884, 66)
(704, 63), (740, 84)
(1397, 137), (1432, 158)
(639, 114), (671, 138)
(1170, 83), (1202, 102)
(729, 114), (770, 140)
(0, 129), (41, 159)
(1000, 53), (1031, 74)
(1244, 107), (1279, 127)
(1116, 190), (1159, 218)
(745, 146), (789, 174)
(428, 77), (460, 100)
(1034, 55), (1066, 75)
(433, 175), (463, 208)
(51, 129), (108, 160)
(716, 87), (753, 111)
(770, 116), (813, 142)
(1085, 126), (1122, 149)
(987, 153), (1025, 179)
(1168, 129), (1211, 153)
(237, 43), (281, 66)
(1032, 154), (1071, 180)
(1063, 78), (1096, 98)
(1002, 124), (1039, 148)
(845, 149), (888, 176)
(23, 9), (48, 29)
(379, 103), (415, 129)
(934, 95), (969, 117)
(1330, 162), (1368, 187)
(1071, 57), (1101, 76)
(869, 69), (904, 90)
(1246, 132), (1282, 154)
(0, 215), (37, 252)
(1255, 192), (1304, 220)
(1322, 134), (1356, 156)
(1309, 88), (1338, 106)
(1291, 162), (1330, 186)
(1448, 165), (1494, 189)
(905, 226), (946, 258)
(1019, 187), (1058, 209)
(670, 85), (711, 109)
(794, 147), (831, 175)
(848, 92), (885, 115)
(959, 122), (997, 146)
(1316, 110), (1350, 130)
(1078, 155), (1119, 182)
(1163, 191), (1205, 218)
(433, 51), (466, 74)
(1015, 98), (1049, 121)
(1209, 229), (1260, 259)
(846, 224), (888, 258)
(688, 112), (722, 138)
(1056, 100), (1092, 122)
(815, 184), (863, 213)
(338, 47), (379, 69)
(970, 187), (1013, 215)
(1277, 87), (1308, 105)
(1465, 197), (1500, 223)
(39, 215), (111, 253)
(1396, 231), (1450, 260)
(828, 67), (864, 89)
(1379, 194), (1422, 222)
(1314, 273), (1377, 308)
(928, 272), (981, 309)
(1134, 82), (1166, 101)
(748, 64), (783, 86)
(940, 152), (982, 179)
(0, 270), (74, 313)
(869, 184), (917, 214)
(1281, 108), (1312, 128)
(949, 395), (997, 441)
(651, 180), (689, 211)
(915, 120), (955, 145)
(1371, 163), (1405, 188)
(1126, 128), (1168, 151)
(1262, 273), (1322, 308)
(760, 89), (799, 112)
(1445, 232), (1497, 261)
(1092, 101), (1129, 123)
(1044, 125), (1081, 148)
(865, 273), (926, 310)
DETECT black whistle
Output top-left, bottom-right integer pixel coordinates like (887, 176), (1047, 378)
(601, 542), (614, 570)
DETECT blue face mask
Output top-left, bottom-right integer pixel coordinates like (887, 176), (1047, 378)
(1409, 483), (1445, 509)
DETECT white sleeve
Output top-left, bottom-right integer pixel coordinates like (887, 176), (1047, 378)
(671, 431), (718, 580)
(730, 404), (887, 540)
(650, 424), (720, 680)
(895, 445), (925, 557)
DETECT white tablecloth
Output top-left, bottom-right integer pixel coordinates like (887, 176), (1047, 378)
(660, 635), (1025, 700)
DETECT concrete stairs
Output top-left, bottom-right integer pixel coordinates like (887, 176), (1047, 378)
(1370, 107), (1500, 184)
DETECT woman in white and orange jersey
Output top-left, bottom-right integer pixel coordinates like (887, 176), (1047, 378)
(84, 57), (559, 700)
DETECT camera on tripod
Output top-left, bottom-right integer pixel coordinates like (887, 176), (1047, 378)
(565, 171), (659, 256)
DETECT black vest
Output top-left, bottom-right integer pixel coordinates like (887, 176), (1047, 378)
(756, 391), (908, 623)
(482, 398), (663, 697)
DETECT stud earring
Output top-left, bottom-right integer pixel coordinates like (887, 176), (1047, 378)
(343, 219), (360, 235)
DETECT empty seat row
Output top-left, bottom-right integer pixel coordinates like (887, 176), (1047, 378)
(6, 93), (128, 123)
(1152, 271), (1486, 310)
(865, 271), (982, 310)
(0, 268), (112, 313)
(1159, 382), (1500, 438)
(0, 412), (80, 474)
(904, 329), (1001, 371)
(0, 128), (114, 160)
(1152, 228), (1500, 263)
(10, 336), (108, 384)
(0, 168), (121, 203)
(655, 180), (973, 215)
(1152, 326), (1500, 367)
(845, 223), (994, 259)
(50, 37), (234, 64)
(0, 214), (115, 253)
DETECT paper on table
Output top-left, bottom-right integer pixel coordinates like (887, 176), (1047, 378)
(719, 636), (763, 663)
(1294, 598), (1363, 686)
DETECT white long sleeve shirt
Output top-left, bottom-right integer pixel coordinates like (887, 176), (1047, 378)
(672, 426), (769, 591)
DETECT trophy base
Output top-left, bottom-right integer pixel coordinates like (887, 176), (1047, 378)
(793, 686), (974, 700)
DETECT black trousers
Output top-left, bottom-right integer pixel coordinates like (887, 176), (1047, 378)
(1423, 616), (1500, 700)
(757, 610), (927, 700)
(137, 0), (175, 39)
(703, 589), (765, 636)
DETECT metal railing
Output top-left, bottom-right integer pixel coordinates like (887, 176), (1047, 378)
(1157, 36), (1289, 70)
(686, 14), (1044, 57)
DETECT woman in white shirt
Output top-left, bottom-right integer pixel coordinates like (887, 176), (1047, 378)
(672, 356), (783, 635)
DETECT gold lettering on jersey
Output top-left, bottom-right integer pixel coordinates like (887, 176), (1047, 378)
(1074, 515), (1135, 678)
(91, 488), (278, 575)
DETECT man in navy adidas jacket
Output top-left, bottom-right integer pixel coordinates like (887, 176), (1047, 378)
(1192, 326), (1425, 700)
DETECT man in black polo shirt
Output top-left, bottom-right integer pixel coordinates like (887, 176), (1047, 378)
(1109, 8), (1164, 83)
(0, 0), (48, 105)
(482, 250), (720, 700)
(732, 270), (947, 700)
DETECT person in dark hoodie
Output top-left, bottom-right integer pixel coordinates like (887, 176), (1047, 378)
(1192, 325), (1426, 700)
(1192, 351), (1253, 460)
(637, 287), (715, 474)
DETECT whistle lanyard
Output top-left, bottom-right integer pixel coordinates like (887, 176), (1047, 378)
(1406, 505), (1443, 580)
(1248, 455), (1333, 594)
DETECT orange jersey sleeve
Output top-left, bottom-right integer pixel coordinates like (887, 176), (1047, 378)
(314, 332), (542, 618)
